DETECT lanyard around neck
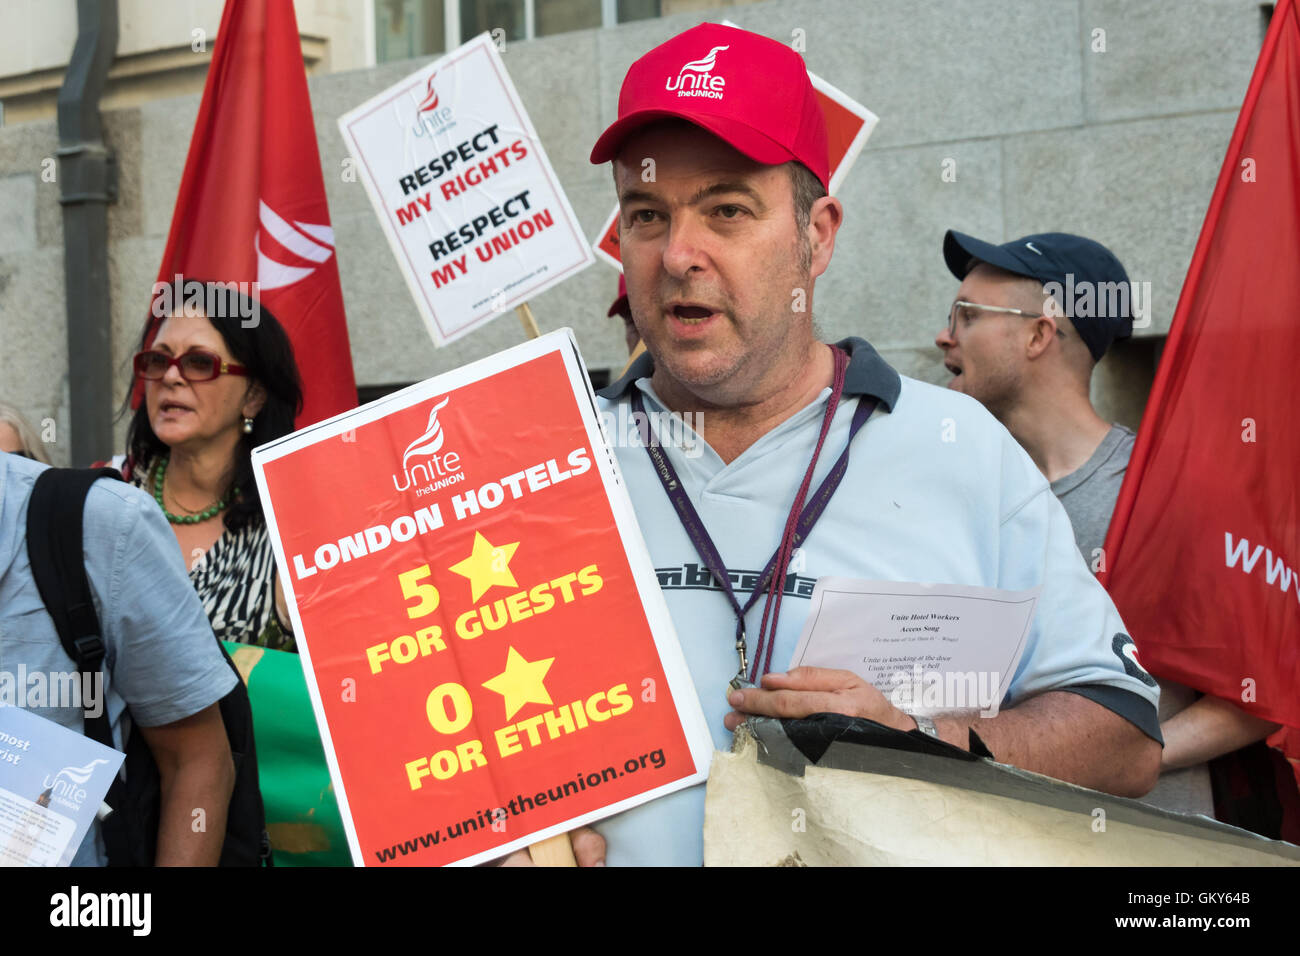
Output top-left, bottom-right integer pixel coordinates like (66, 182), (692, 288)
(630, 347), (876, 683)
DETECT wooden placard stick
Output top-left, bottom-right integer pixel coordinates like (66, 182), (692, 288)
(517, 299), (576, 866)
(528, 832), (578, 866)
(519, 296), (573, 865)
(516, 301), (541, 339)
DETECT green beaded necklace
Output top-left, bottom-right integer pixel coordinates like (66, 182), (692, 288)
(153, 457), (237, 525)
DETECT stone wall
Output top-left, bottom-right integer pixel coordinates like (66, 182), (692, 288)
(0, 0), (1266, 464)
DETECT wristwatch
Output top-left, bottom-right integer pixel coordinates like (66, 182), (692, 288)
(912, 714), (940, 740)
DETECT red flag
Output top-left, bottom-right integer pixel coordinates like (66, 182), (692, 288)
(1099, 0), (1300, 773)
(137, 0), (356, 428)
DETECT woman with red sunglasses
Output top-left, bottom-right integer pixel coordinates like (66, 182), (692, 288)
(119, 283), (303, 651)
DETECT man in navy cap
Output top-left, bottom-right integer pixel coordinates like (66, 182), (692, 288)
(934, 231), (1280, 818)
(936, 230), (1139, 563)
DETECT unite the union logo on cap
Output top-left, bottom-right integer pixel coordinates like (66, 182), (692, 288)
(665, 44), (729, 99)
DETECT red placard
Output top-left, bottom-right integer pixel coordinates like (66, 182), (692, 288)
(810, 78), (873, 195)
(253, 333), (709, 865)
(593, 205), (622, 272)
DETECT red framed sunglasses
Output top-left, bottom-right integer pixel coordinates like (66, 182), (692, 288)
(133, 349), (249, 382)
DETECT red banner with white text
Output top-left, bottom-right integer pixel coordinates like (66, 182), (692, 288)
(1100, 0), (1300, 774)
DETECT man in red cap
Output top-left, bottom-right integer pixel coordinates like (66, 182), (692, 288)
(586, 23), (1161, 865)
(607, 274), (641, 358)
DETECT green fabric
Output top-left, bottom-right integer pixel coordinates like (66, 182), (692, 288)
(224, 642), (351, 866)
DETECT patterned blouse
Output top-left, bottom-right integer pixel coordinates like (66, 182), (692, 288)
(128, 460), (295, 652)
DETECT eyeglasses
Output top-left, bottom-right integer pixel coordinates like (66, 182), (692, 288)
(133, 349), (249, 382)
(946, 300), (1043, 337)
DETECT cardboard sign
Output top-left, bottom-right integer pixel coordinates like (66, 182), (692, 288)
(707, 720), (1300, 866)
(590, 55), (878, 269)
(340, 34), (594, 346)
(252, 331), (711, 866)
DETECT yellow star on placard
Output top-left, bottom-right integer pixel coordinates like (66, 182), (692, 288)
(448, 531), (520, 601)
(482, 647), (555, 721)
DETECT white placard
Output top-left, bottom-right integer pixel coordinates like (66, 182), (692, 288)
(340, 33), (594, 346)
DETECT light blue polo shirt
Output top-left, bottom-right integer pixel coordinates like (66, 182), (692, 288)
(0, 453), (237, 865)
(592, 338), (1160, 866)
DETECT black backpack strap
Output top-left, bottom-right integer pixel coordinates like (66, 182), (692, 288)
(25, 466), (124, 749)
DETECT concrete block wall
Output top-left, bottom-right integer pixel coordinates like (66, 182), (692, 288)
(0, 0), (1267, 465)
(0, 118), (69, 461)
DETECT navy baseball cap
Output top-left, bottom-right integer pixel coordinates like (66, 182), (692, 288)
(943, 230), (1134, 361)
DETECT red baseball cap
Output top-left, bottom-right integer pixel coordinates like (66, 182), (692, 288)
(607, 275), (630, 318)
(590, 23), (829, 189)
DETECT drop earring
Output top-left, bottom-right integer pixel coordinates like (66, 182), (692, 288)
(243, 417), (254, 434)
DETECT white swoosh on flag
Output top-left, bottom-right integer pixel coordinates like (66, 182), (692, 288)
(256, 200), (336, 291)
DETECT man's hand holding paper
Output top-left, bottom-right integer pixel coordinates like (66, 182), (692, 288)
(724, 579), (1043, 744)
(723, 667), (917, 733)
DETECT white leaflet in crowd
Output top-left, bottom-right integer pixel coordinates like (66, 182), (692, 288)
(0, 706), (123, 866)
(787, 579), (1040, 718)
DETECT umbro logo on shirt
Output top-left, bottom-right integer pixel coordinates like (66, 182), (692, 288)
(655, 562), (815, 598)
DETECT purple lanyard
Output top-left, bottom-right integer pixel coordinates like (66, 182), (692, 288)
(630, 351), (877, 683)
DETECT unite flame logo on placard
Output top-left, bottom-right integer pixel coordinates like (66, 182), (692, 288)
(392, 397), (465, 494)
(418, 73), (440, 113)
(42, 758), (110, 810)
(665, 45), (729, 98)
(412, 71), (455, 138)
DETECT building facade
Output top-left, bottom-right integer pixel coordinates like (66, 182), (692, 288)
(0, 0), (1272, 464)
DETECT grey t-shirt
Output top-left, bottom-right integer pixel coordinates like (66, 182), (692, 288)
(1050, 424), (1135, 569)
(1051, 424), (1215, 817)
